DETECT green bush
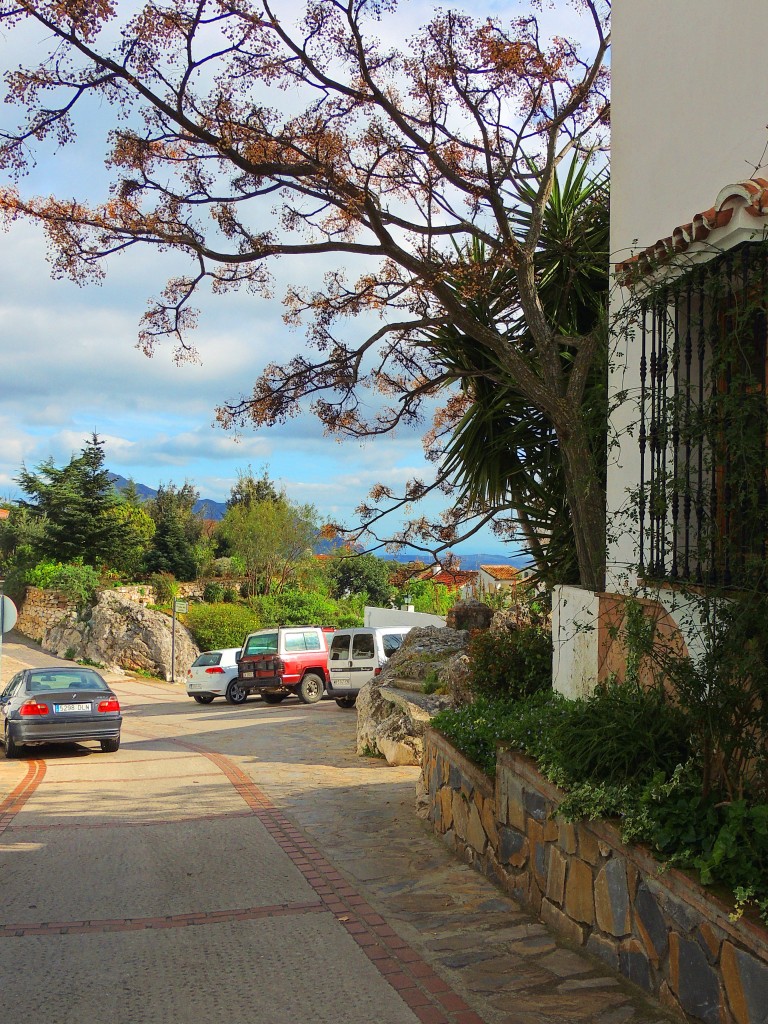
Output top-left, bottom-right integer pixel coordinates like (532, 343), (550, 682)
(184, 602), (260, 651)
(203, 581), (225, 603)
(544, 680), (691, 788)
(250, 589), (363, 628)
(149, 571), (177, 605)
(431, 691), (566, 777)
(467, 625), (552, 700)
(25, 559), (100, 606)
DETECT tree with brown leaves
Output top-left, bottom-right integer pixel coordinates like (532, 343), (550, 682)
(0, 0), (610, 590)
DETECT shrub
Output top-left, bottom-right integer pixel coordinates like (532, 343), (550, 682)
(149, 571), (177, 605)
(250, 589), (363, 628)
(211, 557), (240, 577)
(543, 680), (692, 789)
(25, 559), (100, 606)
(467, 625), (552, 700)
(431, 691), (566, 777)
(203, 581), (225, 603)
(184, 602), (260, 651)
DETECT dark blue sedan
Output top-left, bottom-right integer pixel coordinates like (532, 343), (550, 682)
(0, 667), (122, 758)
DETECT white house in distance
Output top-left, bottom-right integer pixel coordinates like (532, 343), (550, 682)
(477, 564), (535, 599)
(553, 0), (768, 696)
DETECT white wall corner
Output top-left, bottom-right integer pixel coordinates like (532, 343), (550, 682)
(552, 585), (600, 700)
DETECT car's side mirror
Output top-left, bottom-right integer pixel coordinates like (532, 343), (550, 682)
(235, 652), (241, 662)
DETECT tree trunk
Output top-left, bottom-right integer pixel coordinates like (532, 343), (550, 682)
(557, 414), (606, 593)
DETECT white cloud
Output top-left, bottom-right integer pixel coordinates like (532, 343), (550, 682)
(0, 0), (596, 558)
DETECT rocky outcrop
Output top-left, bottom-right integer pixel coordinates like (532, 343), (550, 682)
(446, 599), (493, 631)
(382, 625), (469, 681)
(356, 625), (468, 766)
(45, 591), (199, 681)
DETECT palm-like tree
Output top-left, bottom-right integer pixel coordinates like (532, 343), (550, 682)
(429, 157), (609, 585)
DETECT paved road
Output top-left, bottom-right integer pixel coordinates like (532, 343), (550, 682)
(0, 633), (672, 1024)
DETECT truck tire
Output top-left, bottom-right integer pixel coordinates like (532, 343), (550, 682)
(225, 680), (249, 705)
(297, 672), (324, 704)
(193, 694), (215, 704)
(335, 697), (356, 709)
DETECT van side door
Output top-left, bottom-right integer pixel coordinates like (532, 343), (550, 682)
(349, 631), (377, 689)
(328, 633), (352, 692)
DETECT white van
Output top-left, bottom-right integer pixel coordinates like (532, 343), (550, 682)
(327, 626), (412, 708)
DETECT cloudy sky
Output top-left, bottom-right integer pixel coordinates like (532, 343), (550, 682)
(0, 0), (596, 559)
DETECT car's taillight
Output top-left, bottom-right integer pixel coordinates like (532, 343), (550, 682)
(373, 667), (382, 676)
(98, 698), (120, 713)
(274, 658), (284, 676)
(205, 667), (225, 674)
(19, 700), (49, 716)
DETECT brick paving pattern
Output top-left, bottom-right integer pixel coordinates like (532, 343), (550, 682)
(0, 634), (675, 1024)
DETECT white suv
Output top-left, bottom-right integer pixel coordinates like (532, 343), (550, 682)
(186, 648), (242, 704)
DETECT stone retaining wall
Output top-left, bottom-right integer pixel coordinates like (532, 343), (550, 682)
(16, 587), (78, 643)
(109, 584), (155, 606)
(422, 728), (768, 1024)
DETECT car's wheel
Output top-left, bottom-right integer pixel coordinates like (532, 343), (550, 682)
(4, 724), (20, 759)
(193, 694), (215, 704)
(261, 692), (286, 704)
(297, 673), (324, 704)
(335, 697), (356, 709)
(225, 680), (249, 705)
(101, 736), (120, 753)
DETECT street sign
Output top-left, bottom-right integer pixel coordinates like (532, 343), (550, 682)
(0, 595), (17, 634)
(174, 600), (189, 614)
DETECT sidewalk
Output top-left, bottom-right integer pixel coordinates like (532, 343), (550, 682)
(203, 694), (676, 1024)
(0, 633), (675, 1024)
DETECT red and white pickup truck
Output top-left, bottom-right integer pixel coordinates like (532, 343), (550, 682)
(236, 626), (335, 705)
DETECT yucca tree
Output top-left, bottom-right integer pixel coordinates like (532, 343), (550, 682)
(429, 158), (609, 585)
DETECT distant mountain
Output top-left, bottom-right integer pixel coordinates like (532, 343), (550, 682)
(192, 497), (228, 520)
(378, 549), (528, 570)
(109, 474), (228, 520)
(109, 474), (528, 566)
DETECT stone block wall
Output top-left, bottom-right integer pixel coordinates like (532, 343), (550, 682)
(16, 587), (78, 643)
(422, 728), (768, 1024)
(108, 584), (155, 606)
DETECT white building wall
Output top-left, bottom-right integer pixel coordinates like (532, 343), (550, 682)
(607, 0), (768, 590)
(552, 586), (600, 699)
(364, 606), (446, 628)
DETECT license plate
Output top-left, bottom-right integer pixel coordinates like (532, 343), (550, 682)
(188, 683), (201, 690)
(54, 703), (91, 713)
(240, 671), (254, 678)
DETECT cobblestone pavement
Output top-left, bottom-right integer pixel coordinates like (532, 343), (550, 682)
(0, 633), (675, 1024)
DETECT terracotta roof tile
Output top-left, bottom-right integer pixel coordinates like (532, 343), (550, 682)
(616, 178), (768, 285)
(422, 569), (478, 589)
(479, 564), (521, 581)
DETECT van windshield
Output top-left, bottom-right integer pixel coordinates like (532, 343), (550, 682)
(243, 632), (278, 655)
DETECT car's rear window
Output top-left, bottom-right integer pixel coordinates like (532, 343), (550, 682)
(330, 636), (350, 660)
(352, 633), (375, 659)
(243, 632), (278, 655)
(28, 670), (110, 693)
(193, 652), (223, 667)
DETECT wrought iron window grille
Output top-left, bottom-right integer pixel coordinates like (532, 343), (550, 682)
(637, 242), (768, 590)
